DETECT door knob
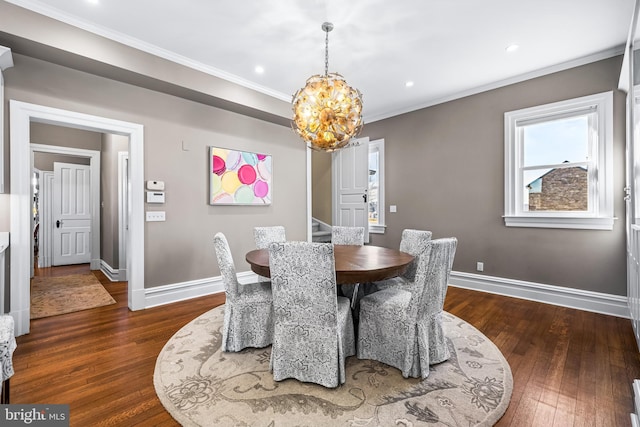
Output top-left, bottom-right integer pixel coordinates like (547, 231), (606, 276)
(56, 220), (62, 228)
(363, 194), (367, 203)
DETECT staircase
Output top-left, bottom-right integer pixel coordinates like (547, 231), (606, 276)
(312, 219), (332, 242)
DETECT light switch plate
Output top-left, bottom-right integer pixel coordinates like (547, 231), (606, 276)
(146, 211), (166, 222)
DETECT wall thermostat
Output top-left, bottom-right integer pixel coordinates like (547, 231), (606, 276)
(146, 191), (165, 203)
(147, 180), (165, 191)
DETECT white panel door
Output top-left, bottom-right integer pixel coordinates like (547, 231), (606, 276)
(332, 137), (370, 243)
(53, 162), (92, 266)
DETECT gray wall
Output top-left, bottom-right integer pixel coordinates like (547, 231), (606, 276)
(312, 151), (332, 225)
(362, 56), (626, 296)
(101, 133), (128, 269)
(31, 121), (102, 151)
(1, 53), (307, 288)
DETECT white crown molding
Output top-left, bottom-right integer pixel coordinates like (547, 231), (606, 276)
(5, 0), (290, 102)
(365, 46), (626, 123)
(450, 271), (629, 319)
(7, 1), (626, 124)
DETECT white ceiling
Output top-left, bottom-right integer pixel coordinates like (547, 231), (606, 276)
(6, 0), (637, 122)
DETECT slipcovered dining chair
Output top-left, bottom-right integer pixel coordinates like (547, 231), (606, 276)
(268, 241), (356, 388)
(253, 226), (286, 285)
(357, 237), (457, 378)
(254, 226), (286, 249)
(368, 229), (433, 294)
(213, 232), (273, 352)
(331, 226), (365, 305)
(331, 226), (365, 245)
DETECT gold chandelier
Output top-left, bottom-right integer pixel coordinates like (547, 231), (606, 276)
(291, 22), (363, 152)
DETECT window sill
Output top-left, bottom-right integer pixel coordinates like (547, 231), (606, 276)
(369, 224), (386, 234)
(503, 215), (615, 230)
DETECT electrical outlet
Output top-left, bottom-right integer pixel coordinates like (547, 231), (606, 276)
(146, 211), (166, 222)
(476, 262), (484, 272)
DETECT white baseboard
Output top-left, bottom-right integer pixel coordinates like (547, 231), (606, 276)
(100, 260), (123, 282)
(450, 271), (630, 319)
(142, 271), (259, 309)
(139, 269), (630, 319)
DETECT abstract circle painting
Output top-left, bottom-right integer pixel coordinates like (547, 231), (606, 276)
(209, 147), (272, 205)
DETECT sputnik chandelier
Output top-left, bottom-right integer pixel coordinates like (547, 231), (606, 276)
(291, 22), (364, 152)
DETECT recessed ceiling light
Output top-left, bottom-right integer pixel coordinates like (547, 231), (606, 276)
(87, 0), (99, 4)
(405, 81), (414, 88)
(255, 65), (264, 74)
(506, 44), (519, 53)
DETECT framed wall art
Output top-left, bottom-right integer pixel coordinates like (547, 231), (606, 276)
(209, 146), (272, 205)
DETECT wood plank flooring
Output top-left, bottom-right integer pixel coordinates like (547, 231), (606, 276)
(11, 264), (640, 426)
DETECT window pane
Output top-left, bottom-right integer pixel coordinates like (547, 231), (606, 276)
(368, 151), (379, 224)
(523, 165), (589, 212)
(523, 115), (589, 166)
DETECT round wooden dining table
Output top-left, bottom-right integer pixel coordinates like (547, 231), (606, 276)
(245, 245), (415, 285)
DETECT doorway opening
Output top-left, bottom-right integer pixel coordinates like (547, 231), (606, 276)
(10, 100), (145, 336)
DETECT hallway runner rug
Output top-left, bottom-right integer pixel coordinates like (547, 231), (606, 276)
(31, 273), (116, 319)
(154, 304), (513, 426)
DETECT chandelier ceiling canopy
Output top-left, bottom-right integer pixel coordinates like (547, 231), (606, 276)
(291, 22), (364, 152)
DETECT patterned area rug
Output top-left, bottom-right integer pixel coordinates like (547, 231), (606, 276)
(154, 305), (512, 426)
(31, 273), (116, 319)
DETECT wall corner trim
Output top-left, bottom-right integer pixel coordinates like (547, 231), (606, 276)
(449, 271), (629, 319)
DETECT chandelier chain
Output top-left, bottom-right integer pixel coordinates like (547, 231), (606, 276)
(324, 28), (329, 76)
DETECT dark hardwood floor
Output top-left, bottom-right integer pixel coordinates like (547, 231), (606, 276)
(12, 264), (640, 426)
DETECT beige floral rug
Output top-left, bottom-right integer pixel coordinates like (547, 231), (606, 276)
(31, 273), (116, 319)
(154, 305), (513, 426)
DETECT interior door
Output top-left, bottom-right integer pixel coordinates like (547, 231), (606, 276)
(53, 162), (92, 266)
(332, 137), (370, 243)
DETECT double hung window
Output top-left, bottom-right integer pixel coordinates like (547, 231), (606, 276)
(504, 92), (614, 230)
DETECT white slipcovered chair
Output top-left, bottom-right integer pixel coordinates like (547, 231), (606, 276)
(331, 226), (364, 245)
(254, 226), (286, 249)
(0, 315), (16, 404)
(253, 226), (286, 285)
(368, 229), (433, 293)
(357, 237), (457, 378)
(213, 232), (273, 352)
(268, 241), (356, 388)
(331, 226), (365, 306)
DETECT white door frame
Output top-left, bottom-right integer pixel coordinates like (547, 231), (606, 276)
(10, 100), (145, 336)
(32, 145), (100, 268)
(118, 151), (129, 281)
(39, 171), (54, 268)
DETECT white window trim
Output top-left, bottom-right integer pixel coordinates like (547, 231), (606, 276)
(369, 138), (386, 234)
(504, 91), (614, 230)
